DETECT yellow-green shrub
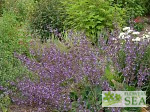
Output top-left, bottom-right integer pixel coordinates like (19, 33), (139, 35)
(62, 0), (126, 43)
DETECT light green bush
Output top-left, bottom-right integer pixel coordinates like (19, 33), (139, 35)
(0, 93), (11, 112)
(0, 0), (34, 88)
(3, 0), (35, 22)
(62, 0), (126, 43)
(0, 11), (29, 87)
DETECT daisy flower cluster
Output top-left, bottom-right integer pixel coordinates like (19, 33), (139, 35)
(118, 27), (150, 42)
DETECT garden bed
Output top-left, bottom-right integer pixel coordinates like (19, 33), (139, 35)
(0, 0), (150, 112)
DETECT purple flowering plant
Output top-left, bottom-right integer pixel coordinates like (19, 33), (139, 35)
(98, 27), (150, 112)
(12, 33), (105, 111)
(99, 27), (150, 90)
(7, 29), (149, 112)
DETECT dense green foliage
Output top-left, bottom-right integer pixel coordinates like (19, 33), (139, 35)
(3, 0), (34, 21)
(0, 0), (35, 87)
(30, 0), (66, 42)
(62, 0), (126, 43)
(145, 0), (150, 14)
(109, 0), (148, 18)
(0, 11), (26, 86)
(0, 0), (4, 16)
(29, 0), (150, 42)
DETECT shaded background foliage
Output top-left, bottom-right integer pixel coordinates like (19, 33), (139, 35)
(0, 0), (4, 16)
(30, 0), (66, 42)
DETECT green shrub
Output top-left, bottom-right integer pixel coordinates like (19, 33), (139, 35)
(62, 0), (126, 43)
(3, 0), (35, 22)
(0, 0), (4, 16)
(0, 92), (11, 112)
(144, 0), (150, 14)
(109, 0), (148, 19)
(134, 23), (145, 31)
(0, 10), (30, 88)
(0, 0), (35, 88)
(30, 0), (66, 42)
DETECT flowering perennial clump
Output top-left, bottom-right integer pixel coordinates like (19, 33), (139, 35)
(13, 35), (103, 111)
(100, 27), (150, 87)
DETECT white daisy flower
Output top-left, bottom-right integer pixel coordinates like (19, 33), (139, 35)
(132, 37), (141, 42)
(122, 36), (126, 39)
(135, 37), (141, 41)
(142, 34), (150, 39)
(118, 32), (125, 39)
(132, 32), (140, 35)
(127, 30), (133, 34)
(123, 27), (130, 31)
(124, 35), (130, 39)
(132, 39), (136, 41)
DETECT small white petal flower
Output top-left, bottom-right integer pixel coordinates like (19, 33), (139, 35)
(132, 39), (136, 41)
(121, 35), (125, 39)
(132, 32), (140, 35)
(123, 27), (130, 31)
(135, 37), (141, 41)
(118, 33), (125, 38)
(142, 34), (150, 39)
(148, 32), (150, 35)
(124, 35), (130, 39)
(127, 30), (133, 34)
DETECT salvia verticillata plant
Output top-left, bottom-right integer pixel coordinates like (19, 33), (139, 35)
(13, 34), (104, 111)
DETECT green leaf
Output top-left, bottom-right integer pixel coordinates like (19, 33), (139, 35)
(70, 92), (78, 101)
(104, 65), (114, 81)
(96, 101), (101, 105)
(98, 17), (105, 21)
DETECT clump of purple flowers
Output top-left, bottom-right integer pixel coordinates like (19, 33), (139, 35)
(100, 28), (150, 87)
(13, 34), (103, 111)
